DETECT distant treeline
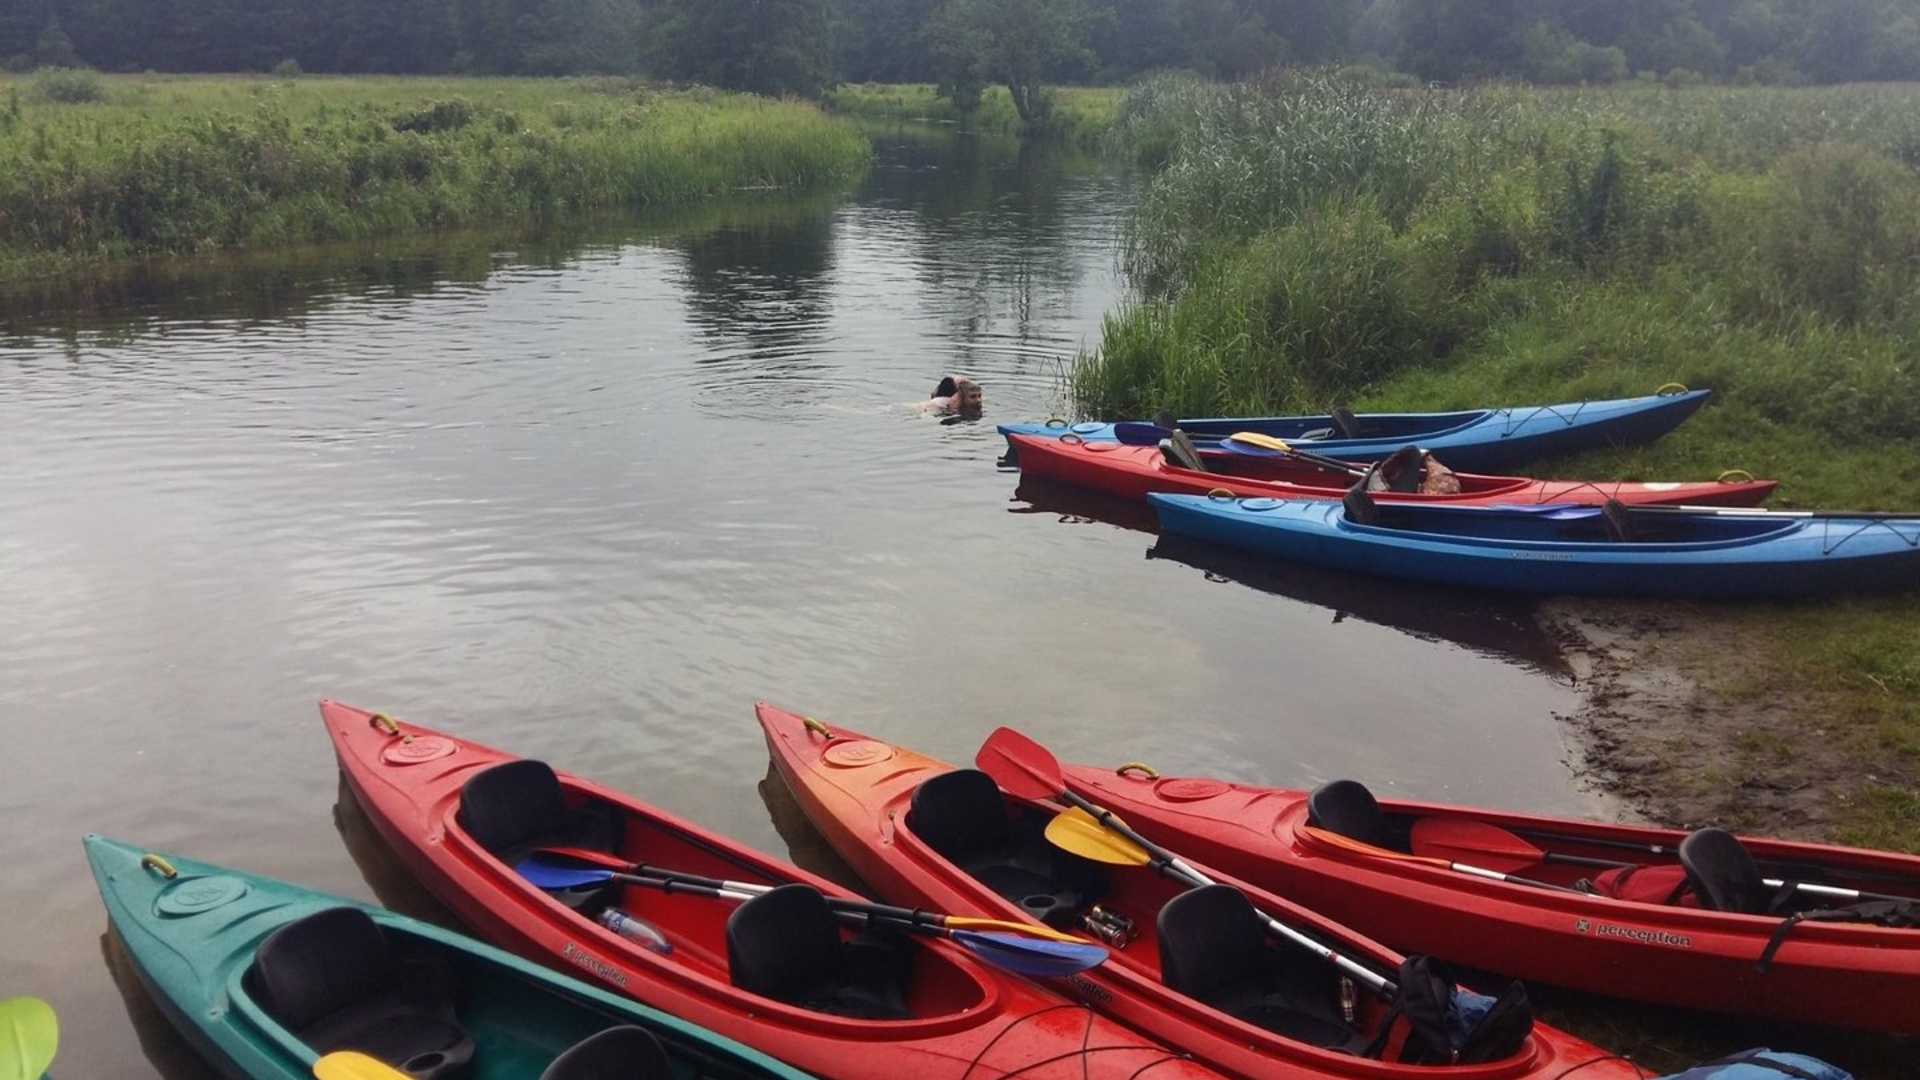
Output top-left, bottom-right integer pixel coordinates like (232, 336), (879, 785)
(6, 0), (1920, 91)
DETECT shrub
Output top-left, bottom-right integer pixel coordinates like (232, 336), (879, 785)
(29, 67), (106, 104)
(271, 59), (302, 78)
(392, 98), (475, 134)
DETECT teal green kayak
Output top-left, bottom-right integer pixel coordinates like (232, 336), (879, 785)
(85, 834), (818, 1080)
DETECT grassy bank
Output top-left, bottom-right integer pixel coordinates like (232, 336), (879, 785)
(825, 82), (1121, 146)
(0, 73), (872, 277)
(1079, 72), (1920, 854)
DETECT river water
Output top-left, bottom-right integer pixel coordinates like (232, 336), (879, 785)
(0, 126), (1595, 1077)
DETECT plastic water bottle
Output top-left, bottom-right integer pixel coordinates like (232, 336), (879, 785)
(597, 908), (672, 954)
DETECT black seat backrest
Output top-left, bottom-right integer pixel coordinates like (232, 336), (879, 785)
(1158, 884), (1268, 1000)
(1330, 406), (1362, 439)
(1160, 434), (1207, 473)
(248, 907), (474, 1080)
(1601, 499), (1639, 542)
(539, 1025), (672, 1080)
(727, 884), (843, 1003)
(1368, 446), (1424, 493)
(726, 884), (912, 1019)
(1679, 827), (1769, 914)
(457, 760), (571, 855)
(906, 769), (1012, 865)
(1342, 484), (1381, 526)
(1307, 780), (1401, 852)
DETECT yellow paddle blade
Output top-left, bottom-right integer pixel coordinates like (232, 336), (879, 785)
(1045, 807), (1154, 866)
(943, 915), (1090, 944)
(0, 997), (57, 1080)
(315, 1051), (414, 1080)
(1229, 431), (1293, 452)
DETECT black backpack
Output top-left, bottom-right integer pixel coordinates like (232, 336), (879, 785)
(1367, 955), (1532, 1065)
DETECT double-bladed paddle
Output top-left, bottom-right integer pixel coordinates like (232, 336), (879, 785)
(976, 727), (1394, 997)
(1412, 819), (1918, 906)
(516, 855), (1107, 978)
(1221, 431), (1367, 477)
(315, 1052), (410, 1080)
(1301, 825), (1593, 896)
(0, 997), (56, 1080)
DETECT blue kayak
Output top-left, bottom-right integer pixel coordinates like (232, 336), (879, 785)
(1000, 388), (1712, 473)
(1147, 491), (1920, 598)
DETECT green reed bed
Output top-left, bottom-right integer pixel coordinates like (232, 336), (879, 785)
(0, 74), (871, 276)
(1080, 71), (1920, 855)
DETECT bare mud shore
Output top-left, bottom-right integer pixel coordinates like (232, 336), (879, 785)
(1539, 597), (1857, 838)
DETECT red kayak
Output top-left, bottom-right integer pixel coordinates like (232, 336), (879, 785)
(1005, 432), (1776, 508)
(757, 702), (1644, 1080)
(1056, 756), (1920, 1032)
(323, 699), (1232, 1080)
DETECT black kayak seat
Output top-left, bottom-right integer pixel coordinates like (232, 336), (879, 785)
(905, 768), (1105, 925)
(1601, 499), (1639, 542)
(1365, 446), (1425, 493)
(456, 760), (621, 908)
(1158, 884), (1366, 1052)
(1341, 485), (1382, 526)
(539, 1025), (672, 1080)
(726, 884), (912, 1020)
(1306, 780), (1403, 853)
(247, 907), (474, 1080)
(1679, 827), (1771, 914)
(1160, 433), (1208, 473)
(1330, 407), (1362, 439)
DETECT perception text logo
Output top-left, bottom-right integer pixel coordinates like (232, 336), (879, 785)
(1573, 919), (1692, 949)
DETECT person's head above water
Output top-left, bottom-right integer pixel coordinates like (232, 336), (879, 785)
(932, 375), (983, 410)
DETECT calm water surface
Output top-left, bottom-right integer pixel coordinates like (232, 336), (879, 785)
(0, 128), (1596, 1077)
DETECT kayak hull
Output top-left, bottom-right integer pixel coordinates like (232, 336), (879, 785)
(1006, 433), (1776, 508)
(1000, 390), (1712, 473)
(85, 833), (812, 1080)
(1148, 493), (1920, 598)
(1055, 765), (1920, 1033)
(756, 702), (1643, 1080)
(323, 700), (1224, 1080)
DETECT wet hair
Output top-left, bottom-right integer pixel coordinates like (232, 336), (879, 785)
(933, 376), (959, 398)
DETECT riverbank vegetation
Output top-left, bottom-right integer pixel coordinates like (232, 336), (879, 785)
(825, 83), (1121, 144)
(1079, 72), (1920, 853)
(0, 74), (870, 277)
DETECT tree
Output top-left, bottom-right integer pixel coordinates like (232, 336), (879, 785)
(642, 0), (838, 96)
(925, 0), (1092, 123)
(35, 15), (81, 67)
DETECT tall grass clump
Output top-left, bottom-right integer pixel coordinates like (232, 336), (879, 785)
(0, 76), (871, 276)
(1079, 77), (1920, 427)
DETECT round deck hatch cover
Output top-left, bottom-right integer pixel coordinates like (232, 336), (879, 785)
(158, 875), (250, 917)
(823, 740), (895, 768)
(1155, 777), (1230, 801)
(382, 736), (457, 765)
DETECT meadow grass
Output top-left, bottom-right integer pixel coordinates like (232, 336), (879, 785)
(1080, 73), (1920, 853)
(0, 74), (872, 276)
(825, 82), (1121, 146)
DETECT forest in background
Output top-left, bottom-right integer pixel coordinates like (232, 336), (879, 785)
(6, 0), (1920, 102)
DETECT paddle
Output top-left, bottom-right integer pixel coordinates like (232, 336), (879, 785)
(977, 727), (1393, 997)
(1301, 826), (1593, 896)
(1413, 819), (1919, 905)
(1220, 431), (1366, 477)
(516, 858), (1107, 978)
(0, 997), (56, 1080)
(315, 1052), (412, 1080)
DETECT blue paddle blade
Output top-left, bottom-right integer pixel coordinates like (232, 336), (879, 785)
(517, 858), (611, 890)
(1111, 421), (1172, 445)
(949, 930), (1107, 976)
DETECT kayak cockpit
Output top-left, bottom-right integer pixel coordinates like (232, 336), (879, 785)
(447, 759), (996, 1027)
